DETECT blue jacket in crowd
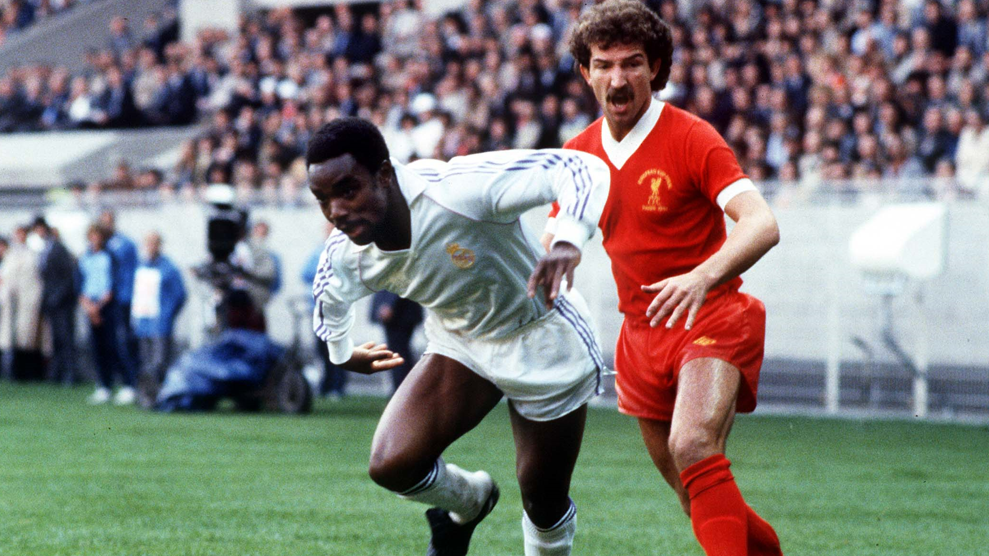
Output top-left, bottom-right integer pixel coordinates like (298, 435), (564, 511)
(301, 245), (321, 306)
(131, 254), (187, 338)
(79, 248), (113, 303)
(107, 232), (139, 304)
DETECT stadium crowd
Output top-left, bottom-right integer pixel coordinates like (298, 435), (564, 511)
(0, 0), (101, 46)
(1, 0), (988, 200)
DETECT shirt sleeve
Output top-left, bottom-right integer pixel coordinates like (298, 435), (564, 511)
(544, 202), (561, 235)
(438, 149), (610, 252)
(685, 119), (748, 205)
(311, 235), (373, 364)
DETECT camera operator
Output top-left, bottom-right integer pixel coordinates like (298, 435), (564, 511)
(195, 184), (276, 332)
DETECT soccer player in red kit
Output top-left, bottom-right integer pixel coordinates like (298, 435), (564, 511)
(542, 1), (783, 554)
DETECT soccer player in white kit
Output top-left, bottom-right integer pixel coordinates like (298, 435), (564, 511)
(308, 117), (610, 556)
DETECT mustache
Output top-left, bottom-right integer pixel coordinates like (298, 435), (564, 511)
(606, 87), (633, 102)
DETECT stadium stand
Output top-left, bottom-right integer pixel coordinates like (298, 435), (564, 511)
(0, 0), (987, 200)
(0, 0), (102, 42)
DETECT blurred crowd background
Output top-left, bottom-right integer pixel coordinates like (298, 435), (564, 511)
(0, 0), (95, 46)
(1, 0), (988, 205)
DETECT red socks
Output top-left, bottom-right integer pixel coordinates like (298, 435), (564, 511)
(679, 454), (782, 556)
(745, 504), (782, 555)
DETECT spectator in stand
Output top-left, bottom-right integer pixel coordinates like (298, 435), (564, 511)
(32, 217), (79, 386)
(131, 231), (186, 408)
(98, 209), (140, 405)
(107, 15), (135, 58)
(916, 106), (958, 172)
(956, 109), (989, 194)
(96, 66), (140, 128)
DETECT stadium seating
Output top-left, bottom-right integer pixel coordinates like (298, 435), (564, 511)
(0, 0), (986, 200)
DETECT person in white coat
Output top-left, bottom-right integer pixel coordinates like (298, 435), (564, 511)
(0, 226), (45, 381)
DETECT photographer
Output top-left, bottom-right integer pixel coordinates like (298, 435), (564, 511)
(195, 184), (275, 332)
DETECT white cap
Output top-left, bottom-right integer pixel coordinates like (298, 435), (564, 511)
(204, 183), (236, 205)
(530, 23), (552, 42)
(410, 93), (437, 116)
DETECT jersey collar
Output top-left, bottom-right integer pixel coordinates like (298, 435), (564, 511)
(391, 157), (428, 203)
(600, 96), (664, 170)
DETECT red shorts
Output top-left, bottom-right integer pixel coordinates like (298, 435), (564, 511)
(614, 289), (766, 421)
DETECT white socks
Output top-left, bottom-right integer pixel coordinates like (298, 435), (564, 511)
(398, 457), (577, 555)
(522, 500), (577, 556)
(398, 458), (492, 524)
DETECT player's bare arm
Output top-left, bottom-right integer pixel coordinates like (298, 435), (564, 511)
(644, 190), (779, 329)
(539, 232), (554, 253)
(527, 240), (582, 309)
(339, 340), (405, 374)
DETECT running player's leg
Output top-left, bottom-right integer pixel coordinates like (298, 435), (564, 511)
(509, 403), (586, 556)
(670, 357), (781, 556)
(368, 353), (503, 521)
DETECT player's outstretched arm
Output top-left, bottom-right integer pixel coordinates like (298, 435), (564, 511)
(527, 241), (581, 309)
(339, 341), (405, 375)
(643, 190), (779, 330)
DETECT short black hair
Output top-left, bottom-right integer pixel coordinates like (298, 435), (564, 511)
(306, 117), (390, 174)
(31, 215), (49, 231)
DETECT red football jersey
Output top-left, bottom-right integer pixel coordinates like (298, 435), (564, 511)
(555, 102), (747, 322)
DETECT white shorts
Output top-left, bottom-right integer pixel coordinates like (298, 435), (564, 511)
(422, 290), (605, 422)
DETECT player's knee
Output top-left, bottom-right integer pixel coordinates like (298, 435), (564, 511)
(367, 443), (422, 492)
(668, 429), (719, 471)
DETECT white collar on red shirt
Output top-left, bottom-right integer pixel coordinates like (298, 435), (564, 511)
(600, 96), (664, 170)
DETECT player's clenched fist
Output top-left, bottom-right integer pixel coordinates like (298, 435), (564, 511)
(527, 242), (582, 309)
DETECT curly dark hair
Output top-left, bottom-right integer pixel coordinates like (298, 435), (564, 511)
(569, 0), (674, 92)
(306, 117), (390, 173)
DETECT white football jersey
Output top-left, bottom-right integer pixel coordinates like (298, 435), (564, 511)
(313, 149), (611, 364)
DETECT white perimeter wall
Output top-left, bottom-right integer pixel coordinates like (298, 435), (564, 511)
(4, 198), (987, 368)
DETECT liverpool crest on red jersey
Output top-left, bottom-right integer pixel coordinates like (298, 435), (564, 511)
(639, 169), (672, 212)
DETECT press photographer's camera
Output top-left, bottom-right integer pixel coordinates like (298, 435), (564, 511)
(204, 183), (248, 263)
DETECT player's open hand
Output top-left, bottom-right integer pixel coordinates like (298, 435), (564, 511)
(527, 241), (581, 309)
(642, 270), (713, 330)
(341, 341), (405, 375)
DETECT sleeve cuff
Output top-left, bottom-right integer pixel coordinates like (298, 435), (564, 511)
(544, 217), (558, 234)
(549, 218), (590, 252)
(327, 337), (354, 365)
(716, 178), (757, 210)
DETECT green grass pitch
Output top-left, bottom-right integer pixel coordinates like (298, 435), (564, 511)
(2, 382), (988, 555)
